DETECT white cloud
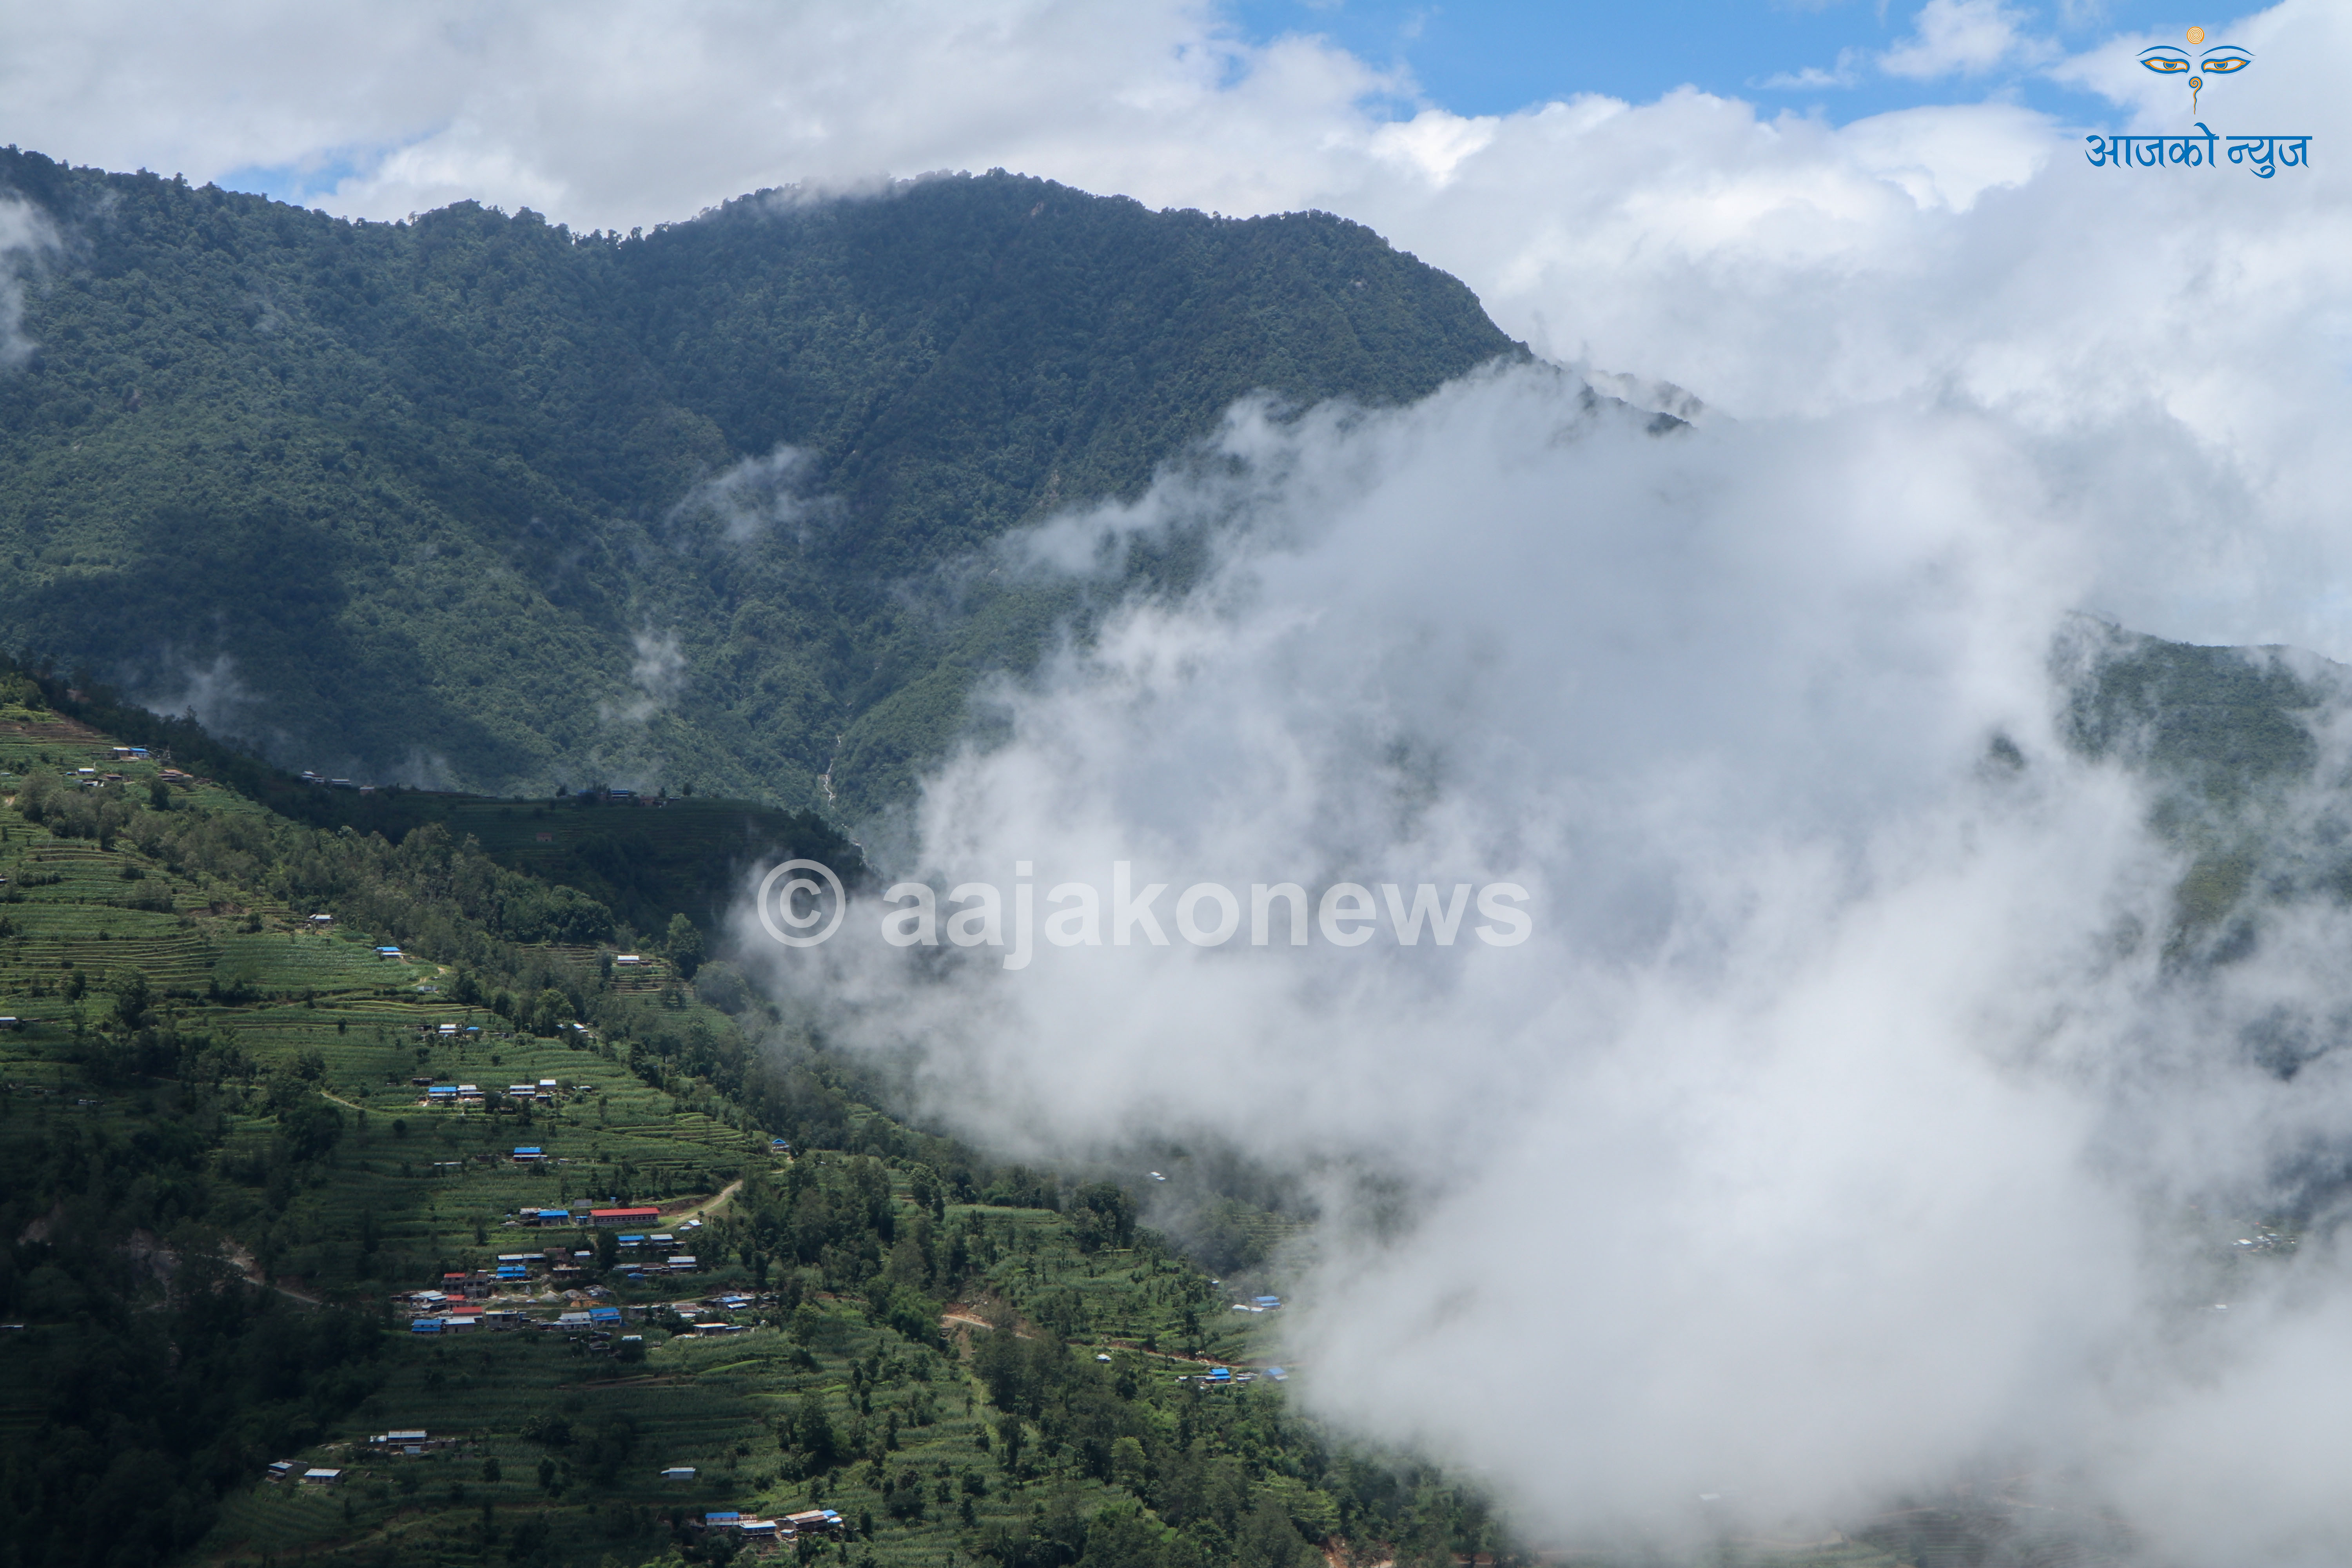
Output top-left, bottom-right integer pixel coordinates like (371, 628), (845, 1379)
(738, 354), (2352, 1553)
(691, 6), (2352, 1544)
(0, 195), (57, 368)
(11, 0), (2352, 1550)
(134, 651), (266, 743)
(1879, 0), (2052, 80)
(1365, 106), (1499, 186)
(0, 2), (1385, 232)
(603, 627), (686, 725)
(668, 445), (836, 546)
(1755, 49), (1864, 91)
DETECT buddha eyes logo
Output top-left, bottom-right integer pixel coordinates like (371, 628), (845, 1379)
(2141, 25), (2250, 114)
(2089, 24), (2306, 177)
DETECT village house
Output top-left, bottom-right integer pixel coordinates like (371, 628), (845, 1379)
(784, 1509), (845, 1537)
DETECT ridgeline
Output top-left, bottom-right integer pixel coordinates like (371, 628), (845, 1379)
(0, 150), (1520, 815)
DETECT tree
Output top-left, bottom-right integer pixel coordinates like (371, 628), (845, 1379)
(531, 988), (573, 1036)
(664, 914), (704, 979)
(783, 1394), (838, 1473)
(1235, 1497), (1314, 1568)
(1078, 1504), (1167, 1568)
(1110, 1436), (1147, 1494)
(278, 1100), (345, 1162)
(111, 967), (152, 1030)
(1071, 1181), (1134, 1251)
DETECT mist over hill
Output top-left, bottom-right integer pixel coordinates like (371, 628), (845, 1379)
(727, 354), (2352, 1563)
(0, 149), (1517, 812)
(21, 119), (2352, 1565)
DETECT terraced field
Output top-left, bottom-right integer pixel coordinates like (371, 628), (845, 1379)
(2, 703), (1560, 1568)
(192, 1295), (1169, 1567)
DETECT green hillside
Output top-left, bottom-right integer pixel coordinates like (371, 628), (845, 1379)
(2053, 618), (2352, 989)
(255, 786), (857, 943)
(0, 669), (860, 942)
(0, 149), (1520, 815)
(0, 683), (1536, 1568)
(2061, 617), (2339, 800)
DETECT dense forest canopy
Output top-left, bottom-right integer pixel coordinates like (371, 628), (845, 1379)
(0, 149), (1521, 815)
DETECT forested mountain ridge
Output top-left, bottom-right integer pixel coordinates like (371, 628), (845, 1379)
(0, 148), (1521, 813)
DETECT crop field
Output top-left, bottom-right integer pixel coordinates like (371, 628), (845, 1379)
(211, 932), (407, 994)
(0, 714), (1250, 1564)
(2, 706), (1572, 1568)
(190, 1294), (1150, 1568)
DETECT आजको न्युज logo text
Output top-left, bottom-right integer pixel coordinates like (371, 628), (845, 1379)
(2087, 25), (2310, 177)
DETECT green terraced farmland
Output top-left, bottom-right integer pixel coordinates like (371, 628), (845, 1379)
(1, 701), (1515, 1568)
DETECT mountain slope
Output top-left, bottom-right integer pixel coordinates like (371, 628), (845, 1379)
(0, 152), (1520, 813)
(0, 679), (1511, 1568)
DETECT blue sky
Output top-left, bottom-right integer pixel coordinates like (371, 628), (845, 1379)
(226, 153), (370, 212)
(1223, 0), (2212, 123)
(18, 0), (2276, 231)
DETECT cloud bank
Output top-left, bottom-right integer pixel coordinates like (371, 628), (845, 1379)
(730, 349), (2352, 1555)
(725, 14), (2352, 1530)
(17, 0), (2352, 1552)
